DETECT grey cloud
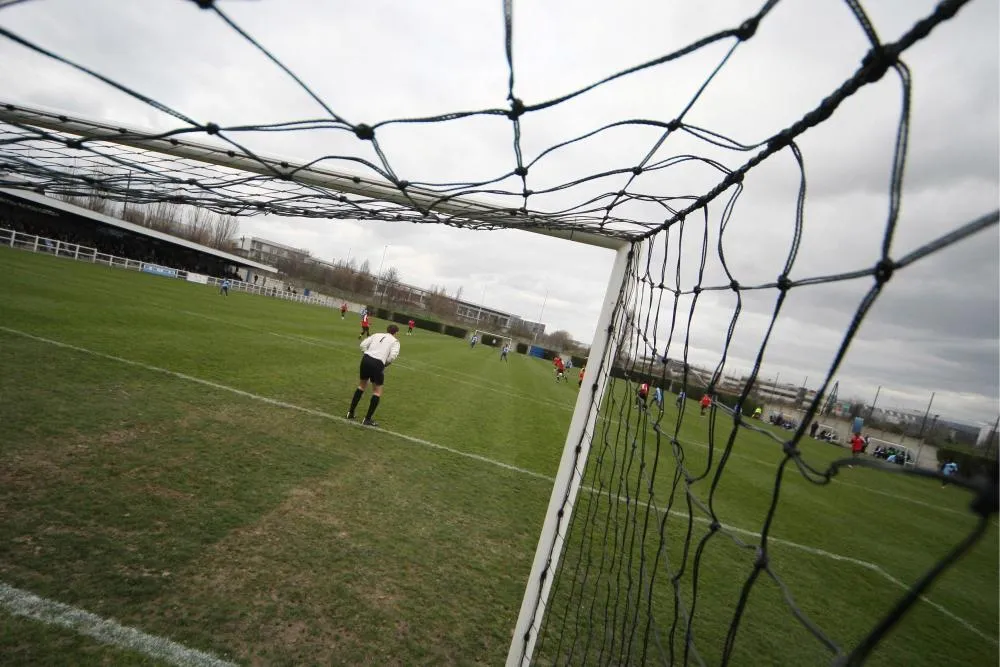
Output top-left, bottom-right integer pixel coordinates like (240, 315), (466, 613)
(0, 0), (996, 422)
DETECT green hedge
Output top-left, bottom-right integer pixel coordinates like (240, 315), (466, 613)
(442, 325), (468, 339)
(936, 446), (999, 480)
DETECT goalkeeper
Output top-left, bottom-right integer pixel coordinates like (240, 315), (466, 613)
(347, 324), (401, 427)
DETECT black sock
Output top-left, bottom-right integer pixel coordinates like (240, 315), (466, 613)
(348, 388), (363, 416)
(365, 395), (380, 421)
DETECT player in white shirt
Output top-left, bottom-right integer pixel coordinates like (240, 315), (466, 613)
(347, 324), (401, 426)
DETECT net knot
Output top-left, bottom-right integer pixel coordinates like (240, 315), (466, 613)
(631, 166), (643, 176)
(507, 97), (525, 120)
(667, 119), (681, 132)
(514, 166), (528, 177)
(522, 189), (533, 197)
(397, 180), (409, 189)
(776, 274), (792, 292)
(873, 258), (895, 284)
(66, 138), (82, 149)
(861, 46), (897, 84)
(191, 0), (215, 8)
(204, 122), (220, 135)
(735, 17), (759, 41)
(185, 178), (197, 185)
(693, 286), (702, 295)
(783, 440), (799, 457)
(353, 124), (375, 141)
(729, 280), (740, 291)
(755, 548), (769, 569)
(352, 176), (362, 184)
(709, 520), (722, 532)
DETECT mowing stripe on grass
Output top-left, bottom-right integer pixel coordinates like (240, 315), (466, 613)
(0, 583), (236, 667)
(0, 326), (549, 483)
(179, 310), (972, 522)
(175, 310), (574, 411)
(608, 493), (999, 647)
(2, 326), (993, 645)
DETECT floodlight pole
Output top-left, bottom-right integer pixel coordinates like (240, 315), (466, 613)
(506, 240), (632, 667)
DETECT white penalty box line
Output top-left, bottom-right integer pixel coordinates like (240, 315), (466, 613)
(1, 325), (994, 647)
(0, 582), (236, 667)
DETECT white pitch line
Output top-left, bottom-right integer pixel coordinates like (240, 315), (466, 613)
(176, 310), (575, 411)
(157, 312), (992, 524)
(589, 490), (998, 647)
(2, 326), (994, 646)
(0, 582), (236, 667)
(681, 438), (975, 519)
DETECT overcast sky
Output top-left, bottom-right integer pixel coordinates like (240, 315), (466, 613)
(0, 0), (996, 425)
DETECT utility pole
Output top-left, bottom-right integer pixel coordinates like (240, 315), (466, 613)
(372, 244), (389, 301)
(868, 385), (881, 420)
(533, 288), (549, 343)
(914, 392), (935, 465)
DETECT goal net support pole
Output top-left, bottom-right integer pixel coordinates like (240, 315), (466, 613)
(505, 241), (632, 667)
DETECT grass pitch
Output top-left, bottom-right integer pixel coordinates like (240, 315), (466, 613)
(0, 246), (996, 666)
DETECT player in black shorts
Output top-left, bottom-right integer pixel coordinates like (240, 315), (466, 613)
(347, 324), (401, 426)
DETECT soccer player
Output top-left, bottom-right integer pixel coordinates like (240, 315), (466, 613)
(850, 433), (865, 458)
(470, 334), (479, 348)
(578, 366), (586, 388)
(676, 390), (686, 408)
(637, 382), (650, 410)
(809, 420), (819, 437)
(753, 406), (763, 420)
(359, 311), (371, 339)
(553, 356), (565, 382)
(941, 459), (958, 487)
(407, 319), (415, 335)
(500, 343), (510, 362)
(219, 278), (230, 297)
(340, 302), (348, 319)
(700, 393), (712, 416)
(653, 386), (663, 409)
(347, 324), (401, 427)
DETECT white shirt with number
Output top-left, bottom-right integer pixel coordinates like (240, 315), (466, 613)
(360, 333), (400, 365)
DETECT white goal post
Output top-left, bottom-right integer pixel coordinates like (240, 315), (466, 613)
(0, 102), (636, 666)
(473, 329), (512, 348)
(867, 437), (917, 467)
(0, 103), (633, 667)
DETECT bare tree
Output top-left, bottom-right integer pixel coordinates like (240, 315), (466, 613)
(187, 207), (213, 246)
(209, 214), (239, 250)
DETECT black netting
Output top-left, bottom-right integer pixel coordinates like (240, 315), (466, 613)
(0, 1), (996, 665)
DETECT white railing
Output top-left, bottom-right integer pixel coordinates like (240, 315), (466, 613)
(0, 226), (339, 309)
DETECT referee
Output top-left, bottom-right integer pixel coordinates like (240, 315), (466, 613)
(346, 324), (401, 427)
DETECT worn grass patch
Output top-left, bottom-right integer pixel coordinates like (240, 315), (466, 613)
(0, 247), (996, 665)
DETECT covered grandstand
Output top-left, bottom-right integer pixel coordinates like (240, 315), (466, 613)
(0, 187), (276, 280)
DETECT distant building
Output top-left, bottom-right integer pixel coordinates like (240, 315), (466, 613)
(236, 236), (311, 266)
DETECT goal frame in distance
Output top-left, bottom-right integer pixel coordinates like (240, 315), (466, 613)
(473, 329), (513, 348)
(867, 437), (917, 467)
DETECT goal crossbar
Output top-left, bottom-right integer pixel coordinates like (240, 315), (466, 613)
(0, 102), (627, 251)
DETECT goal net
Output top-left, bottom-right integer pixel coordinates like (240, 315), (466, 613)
(867, 437), (917, 468)
(0, 2), (996, 666)
(474, 330), (513, 348)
